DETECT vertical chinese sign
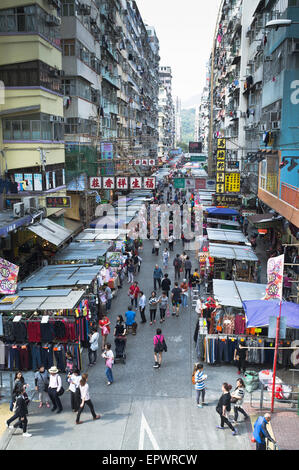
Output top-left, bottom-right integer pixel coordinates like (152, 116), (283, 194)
(216, 138), (226, 195)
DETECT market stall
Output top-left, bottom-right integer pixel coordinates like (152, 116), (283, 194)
(208, 243), (258, 281)
(52, 242), (110, 265)
(0, 288), (90, 372)
(206, 218), (241, 230)
(207, 228), (249, 246)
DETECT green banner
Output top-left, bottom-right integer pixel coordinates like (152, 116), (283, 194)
(174, 178), (185, 189)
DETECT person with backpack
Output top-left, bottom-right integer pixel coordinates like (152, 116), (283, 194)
(253, 413), (276, 450)
(153, 328), (167, 369)
(173, 254), (182, 280)
(34, 365), (50, 409)
(6, 385), (31, 437)
(216, 383), (238, 436)
(193, 363), (207, 408)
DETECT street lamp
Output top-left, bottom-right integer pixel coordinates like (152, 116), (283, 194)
(265, 19), (299, 30)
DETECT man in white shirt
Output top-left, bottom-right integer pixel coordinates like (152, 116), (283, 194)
(48, 366), (63, 413)
(88, 328), (100, 366)
(138, 291), (147, 323)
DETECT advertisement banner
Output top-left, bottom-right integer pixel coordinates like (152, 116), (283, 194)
(0, 258), (19, 294)
(101, 143), (113, 160)
(264, 254), (284, 301)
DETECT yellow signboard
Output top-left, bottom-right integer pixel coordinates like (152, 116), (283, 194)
(216, 172), (225, 183)
(225, 173), (240, 193)
(217, 138), (226, 149)
(216, 183), (225, 194)
(217, 150), (226, 160)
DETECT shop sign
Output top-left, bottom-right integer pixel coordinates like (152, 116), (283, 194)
(174, 178), (185, 189)
(195, 178), (206, 190)
(212, 194), (241, 206)
(227, 161), (240, 169)
(90, 177), (101, 189)
(225, 173), (240, 193)
(101, 142), (113, 160)
(258, 229), (268, 235)
(46, 196), (71, 209)
(106, 252), (123, 267)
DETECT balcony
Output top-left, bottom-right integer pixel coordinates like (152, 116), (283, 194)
(281, 183), (299, 209)
(101, 69), (120, 89)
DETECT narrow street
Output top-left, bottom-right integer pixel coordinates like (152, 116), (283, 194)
(1, 239), (251, 451)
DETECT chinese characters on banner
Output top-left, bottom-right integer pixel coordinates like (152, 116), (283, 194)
(225, 172), (241, 193)
(133, 159), (156, 166)
(89, 177), (156, 190)
(264, 254), (284, 301)
(216, 138), (226, 194)
(0, 258), (19, 294)
(212, 194), (241, 207)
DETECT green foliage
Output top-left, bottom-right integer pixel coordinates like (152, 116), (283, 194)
(181, 108), (196, 144)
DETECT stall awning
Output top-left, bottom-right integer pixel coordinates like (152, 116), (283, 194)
(207, 218), (240, 228)
(18, 265), (101, 289)
(207, 228), (249, 245)
(243, 300), (299, 329)
(209, 243), (258, 261)
(53, 242), (110, 262)
(28, 218), (73, 247)
(0, 289), (85, 311)
(206, 207), (239, 216)
(247, 213), (283, 229)
(213, 279), (267, 308)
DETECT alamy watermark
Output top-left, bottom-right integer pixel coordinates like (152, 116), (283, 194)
(93, 198), (204, 248)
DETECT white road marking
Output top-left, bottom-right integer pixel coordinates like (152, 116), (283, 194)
(138, 412), (160, 450)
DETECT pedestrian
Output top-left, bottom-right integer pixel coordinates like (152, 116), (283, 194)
(138, 291), (147, 323)
(162, 248), (170, 269)
(132, 253), (139, 273)
(231, 378), (249, 424)
(127, 260), (135, 284)
(102, 343), (114, 385)
(128, 281), (140, 309)
(194, 363), (207, 408)
(65, 351), (74, 376)
(125, 305), (138, 335)
(190, 269), (200, 290)
(148, 291), (159, 325)
(253, 413), (276, 450)
(161, 273), (171, 297)
(216, 383), (238, 436)
(48, 366), (63, 414)
(88, 327), (100, 367)
(180, 279), (189, 308)
(6, 385), (32, 437)
(137, 254), (142, 273)
(113, 315), (127, 359)
(158, 291), (169, 323)
(184, 256), (192, 280)
(99, 314), (111, 351)
(68, 368), (81, 412)
(173, 254), (182, 280)
(153, 264), (163, 290)
(171, 281), (182, 317)
(10, 371), (27, 412)
(234, 341), (248, 375)
(118, 265), (125, 288)
(154, 238), (161, 256)
(153, 328), (167, 368)
(34, 365), (50, 409)
(168, 233), (174, 251)
(104, 283), (113, 312)
(76, 373), (101, 424)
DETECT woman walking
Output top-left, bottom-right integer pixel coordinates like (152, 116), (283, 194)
(194, 363), (207, 408)
(162, 248), (169, 269)
(158, 291), (169, 323)
(102, 343), (114, 385)
(180, 279), (189, 308)
(99, 314), (111, 351)
(48, 366), (63, 414)
(216, 383), (238, 436)
(234, 341), (248, 375)
(148, 291), (159, 325)
(153, 328), (167, 369)
(34, 365), (50, 409)
(138, 291), (147, 323)
(10, 372), (27, 412)
(76, 374), (101, 424)
(231, 378), (249, 424)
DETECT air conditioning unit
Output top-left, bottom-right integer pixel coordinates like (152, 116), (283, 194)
(272, 121), (281, 129)
(13, 202), (25, 218)
(49, 115), (55, 122)
(23, 197), (38, 213)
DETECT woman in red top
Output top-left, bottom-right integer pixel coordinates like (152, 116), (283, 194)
(99, 315), (111, 351)
(128, 281), (140, 309)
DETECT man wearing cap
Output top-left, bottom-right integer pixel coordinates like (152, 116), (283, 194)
(48, 366), (63, 414)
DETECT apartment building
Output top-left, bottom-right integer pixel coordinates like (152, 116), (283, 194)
(174, 96), (182, 146)
(0, 0), (65, 212)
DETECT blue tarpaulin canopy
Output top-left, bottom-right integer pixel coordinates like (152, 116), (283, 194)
(243, 300), (299, 329)
(206, 207), (239, 216)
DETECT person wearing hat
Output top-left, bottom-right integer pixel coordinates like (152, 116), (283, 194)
(48, 366), (63, 413)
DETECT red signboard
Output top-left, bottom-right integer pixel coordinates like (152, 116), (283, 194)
(195, 178), (206, 190)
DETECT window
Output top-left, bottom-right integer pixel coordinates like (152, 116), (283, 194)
(31, 121), (41, 140)
(12, 121), (21, 140)
(62, 78), (76, 96)
(62, 39), (75, 56)
(22, 120), (30, 139)
(61, 0), (75, 16)
(259, 160), (267, 190)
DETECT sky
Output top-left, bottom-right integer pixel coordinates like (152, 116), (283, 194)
(136, 0), (221, 108)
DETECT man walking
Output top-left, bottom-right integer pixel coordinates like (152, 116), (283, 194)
(138, 291), (147, 323)
(161, 273), (171, 297)
(173, 254), (182, 281)
(153, 265), (163, 291)
(253, 413), (277, 450)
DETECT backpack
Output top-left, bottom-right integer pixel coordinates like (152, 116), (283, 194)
(192, 372), (196, 385)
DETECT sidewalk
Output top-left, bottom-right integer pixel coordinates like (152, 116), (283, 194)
(244, 403), (299, 450)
